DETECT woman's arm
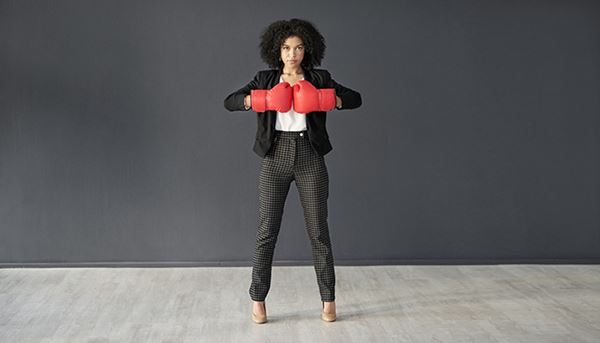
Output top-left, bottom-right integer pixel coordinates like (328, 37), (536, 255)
(325, 71), (362, 110)
(224, 72), (260, 111)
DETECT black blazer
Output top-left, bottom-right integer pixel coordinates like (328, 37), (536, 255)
(224, 68), (362, 157)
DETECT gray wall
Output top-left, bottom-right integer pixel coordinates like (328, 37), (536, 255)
(1, 0), (599, 266)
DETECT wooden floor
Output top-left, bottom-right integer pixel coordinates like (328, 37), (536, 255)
(1, 265), (599, 342)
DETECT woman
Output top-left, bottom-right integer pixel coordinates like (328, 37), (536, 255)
(224, 18), (362, 324)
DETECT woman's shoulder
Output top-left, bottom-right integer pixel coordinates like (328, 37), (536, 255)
(251, 69), (273, 78)
(257, 68), (276, 74)
(310, 68), (331, 75)
(306, 69), (333, 86)
(249, 69), (280, 87)
(309, 69), (334, 83)
(254, 69), (280, 80)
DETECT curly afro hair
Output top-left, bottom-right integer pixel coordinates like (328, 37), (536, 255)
(259, 18), (326, 70)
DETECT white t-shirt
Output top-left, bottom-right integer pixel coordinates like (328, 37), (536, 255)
(275, 75), (307, 131)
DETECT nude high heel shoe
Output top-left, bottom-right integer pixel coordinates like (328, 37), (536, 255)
(321, 301), (336, 322)
(252, 301), (267, 324)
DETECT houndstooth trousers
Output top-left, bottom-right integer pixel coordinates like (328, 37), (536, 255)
(249, 130), (336, 302)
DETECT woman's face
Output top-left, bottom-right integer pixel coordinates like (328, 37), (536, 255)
(280, 36), (305, 70)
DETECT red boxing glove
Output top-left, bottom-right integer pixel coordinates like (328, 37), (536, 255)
(292, 80), (336, 113)
(251, 82), (293, 112)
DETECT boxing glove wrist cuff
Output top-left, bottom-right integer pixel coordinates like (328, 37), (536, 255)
(250, 90), (268, 112)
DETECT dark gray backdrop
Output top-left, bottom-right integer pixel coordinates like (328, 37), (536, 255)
(1, 0), (599, 266)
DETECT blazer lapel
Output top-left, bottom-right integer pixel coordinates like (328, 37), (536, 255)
(272, 68), (283, 88)
(304, 69), (313, 85)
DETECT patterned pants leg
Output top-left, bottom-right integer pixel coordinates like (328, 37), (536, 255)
(249, 130), (336, 302)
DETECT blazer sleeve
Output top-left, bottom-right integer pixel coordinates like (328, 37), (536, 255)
(325, 70), (362, 110)
(224, 72), (260, 111)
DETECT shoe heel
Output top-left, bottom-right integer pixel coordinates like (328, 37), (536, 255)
(321, 301), (336, 322)
(252, 312), (267, 324)
(252, 302), (267, 324)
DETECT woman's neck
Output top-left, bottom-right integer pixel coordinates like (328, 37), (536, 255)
(281, 66), (303, 75)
